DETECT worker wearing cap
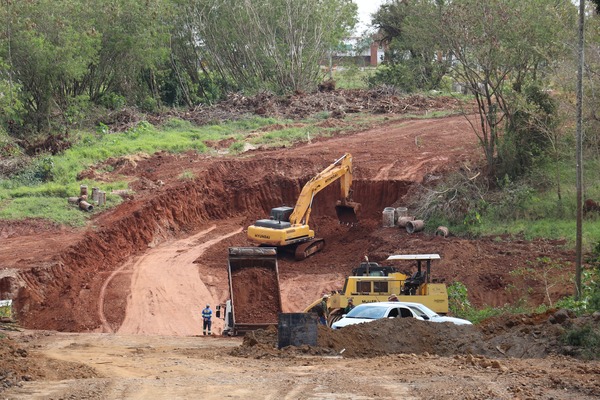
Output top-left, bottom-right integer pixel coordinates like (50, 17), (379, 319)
(388, 294), (399, 302)
(202, 304), (213, 335)
(319, 294), (330, 325)
(344, 298), (355, 314)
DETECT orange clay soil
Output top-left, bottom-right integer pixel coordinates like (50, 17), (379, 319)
(0, 114), (575, 333)
(1, 101), (598, 399)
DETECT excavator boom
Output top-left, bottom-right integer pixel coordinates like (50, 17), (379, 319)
(289, 153), (358, 226)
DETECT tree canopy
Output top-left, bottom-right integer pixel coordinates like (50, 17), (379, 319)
(372, 0), (576, 179)
(371, 0), (449, 91)
(187, 0), (356, 93)
(0, 0), (357, 136)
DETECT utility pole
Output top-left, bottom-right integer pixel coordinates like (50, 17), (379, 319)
(575, 0), (585, 300)
(5, 0), (14, 106)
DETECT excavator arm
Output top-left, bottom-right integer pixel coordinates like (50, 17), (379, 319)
(289, 153), (359, 226)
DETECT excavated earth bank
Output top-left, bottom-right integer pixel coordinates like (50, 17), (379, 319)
(1, 113), (493, 331)
(235, 310), (600, 361)
(1, 95), (599, 397)
(1, 157), (416, 331)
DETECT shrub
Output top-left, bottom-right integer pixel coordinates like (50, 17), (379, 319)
(367, 64), (415, 93)
(64, 95), (92, 128)
(99, 93), (127, 110)
(163, 118), (193, 131)
(448, 281), (533, 323)
(448, 281), (471, 317)
(140, 96), (158, 113)
(11, 155), (55, 185)
(228, 141), (245, 153)
(563, 324), (600, 359)
(498, 83), (557, 181)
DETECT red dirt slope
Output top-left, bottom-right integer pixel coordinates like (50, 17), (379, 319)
(0, 114), (575, 335)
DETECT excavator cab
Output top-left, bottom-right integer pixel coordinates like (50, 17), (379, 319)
(253, 206), (293, 229)
(270, 206), (293, 222)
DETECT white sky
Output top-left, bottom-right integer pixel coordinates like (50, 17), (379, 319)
(354, 0), (386, 33)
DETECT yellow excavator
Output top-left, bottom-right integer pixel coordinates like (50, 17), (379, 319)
(247, 153), (360, 260)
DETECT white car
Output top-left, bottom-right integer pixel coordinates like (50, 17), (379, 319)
(331, 301), (472, 329)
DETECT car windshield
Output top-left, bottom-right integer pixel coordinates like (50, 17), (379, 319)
(345, 305), (388, 319)
(407, 304), (437, 318)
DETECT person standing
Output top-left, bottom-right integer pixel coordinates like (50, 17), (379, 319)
(202, 304), (213, 335)
(318, 294), (330, 325)
(312, 294), (329, 326)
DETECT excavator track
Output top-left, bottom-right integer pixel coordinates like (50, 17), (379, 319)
(294, 238), (325, 261)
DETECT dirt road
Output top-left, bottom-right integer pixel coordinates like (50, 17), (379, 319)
(2, 327), (599, 400)
(108, 225), (242, 336)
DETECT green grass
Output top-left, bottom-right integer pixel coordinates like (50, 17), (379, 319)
(178, 170), (196, 181)
(331, 66), (375, 90)
(473, 218), (600, 248)
(446, 157), (600, 251)
(1, 114), (367, 226)
(0, 197), (90, 226)
(0, 192), (124, 226)
(1, 117), (284, 225)
(249, 125), (315, 147)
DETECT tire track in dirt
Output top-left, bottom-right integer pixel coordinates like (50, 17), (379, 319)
(98, 225), (218, 333)
(98, 225), (241, 336)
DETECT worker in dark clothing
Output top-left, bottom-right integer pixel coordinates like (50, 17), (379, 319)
(202, 304), (213, 335)
(319, 294), (330, 325)
(344, 298), (355, 314)
(312, 303), (326, 325)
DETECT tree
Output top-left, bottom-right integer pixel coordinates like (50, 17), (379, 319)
(83, 0), (170, 107)
(371, 0), (450, 91)
(167, 0), (235, 106)
(0, 0), (100, 133)
(187, 0), (357, 94)
(437, 0), (574, 179)
(0, 0), (171, 134)
(582, 4), (600, 157)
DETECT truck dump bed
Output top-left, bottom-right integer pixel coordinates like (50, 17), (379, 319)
(227, 247), (282, 336)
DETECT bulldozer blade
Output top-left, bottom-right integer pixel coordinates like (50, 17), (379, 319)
(335, 201), (360, 224)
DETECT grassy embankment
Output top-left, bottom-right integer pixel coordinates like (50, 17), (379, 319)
(0, 113), (397, 226)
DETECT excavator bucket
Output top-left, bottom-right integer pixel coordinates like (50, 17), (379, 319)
(335, 200), (360, 224)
